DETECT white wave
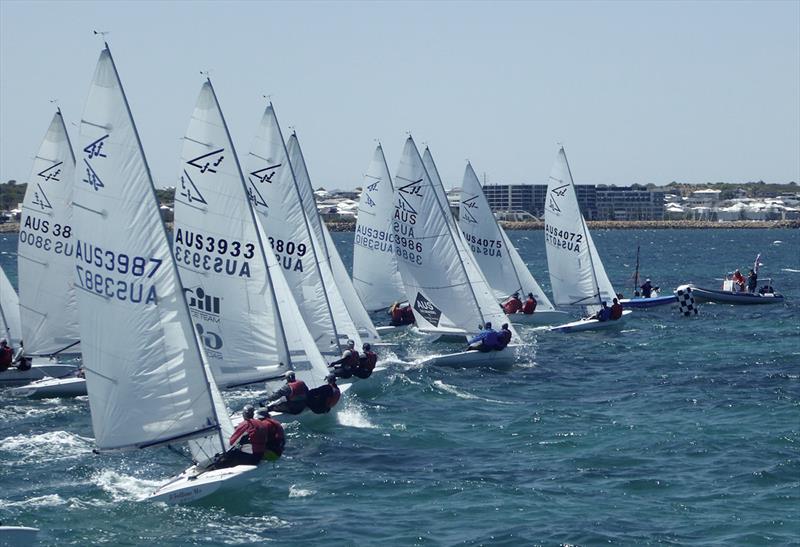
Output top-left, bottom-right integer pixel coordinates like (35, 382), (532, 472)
(432, 380), (513, 405)
(288, 484), (315, 498)
(93, 469), (164, 502)
(772, 240), (783, 245)
(336, 402), (377, 429)
(781, 268), (800, 273)
(203, 514), (289, 541)
(0, 430), (93, 462)
(1, 494), (66, 508)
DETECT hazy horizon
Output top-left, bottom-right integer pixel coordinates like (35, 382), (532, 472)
(1, 1), (798, 190)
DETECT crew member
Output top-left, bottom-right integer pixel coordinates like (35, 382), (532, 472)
(502, 292), (523, 314)
(389, 302), (415, 326)
(261, 370), (308, 415)
(467, 322), (500, 352)
(496, 323), (512, 350)
(592, 302), (612, 322)
(214, 405), (285, 469)
(329, 340), (359, 378)
(640, 279), (653, 298)
(732, 270), (746, 292)
(0, 339), (13, 372)
(747, 268), (758, 294)
(610, 298), (623, 320)
(522, 293), (537, 315)
(306, 373), (341, 414)
(354, 343), (377, 379)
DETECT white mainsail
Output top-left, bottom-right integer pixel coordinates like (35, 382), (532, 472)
(286, 133), (379, 342)
(172, 80), (329, 390)
(459, 162), (555, 310)
(544, 147), (616, 311)
(392, 137), (515, 338)
(245, 105), (357, 358)
(17, 109), (81, 356)
(0, 265), (21, 346)
(352, 144), (405, 310)
(74, 45), (230, 466)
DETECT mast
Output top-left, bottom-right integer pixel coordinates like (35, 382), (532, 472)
(562, 147), (603, 307)
(103, 43), (224, 448)
(271, 105), (342, 353)
(633, 245), (640, 296)
(419, 144), (488, 326)
(205, 80), (292, 371)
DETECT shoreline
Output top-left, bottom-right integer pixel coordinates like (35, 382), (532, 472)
(2, 219), (797, 234)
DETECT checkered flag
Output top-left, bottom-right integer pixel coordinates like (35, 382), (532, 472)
(674, 285), (699, 316)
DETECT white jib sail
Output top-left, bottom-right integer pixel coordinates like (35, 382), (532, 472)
(544, 147), (616, 310)
(17, 109), (81, 356)
(353, 144), (405, 311)
(245, 105), (355, 359)
(286, 133), (378, 342)
(172, 80), (290, 389)
(0, 265), (22, 347)
(393, 137), (516, 339)
(74, 46), (230, 465)
(459, 162), (555, 311)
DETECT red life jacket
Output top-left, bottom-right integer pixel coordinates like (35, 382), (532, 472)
(229, 418), (266, 454)
(327, 384), (341, 409)
(361, 351), (377, 372)
(522, 298), (536, 314)
(343, 349), (359, 367)
(503, 298), (522, 314)
(390, 305), (403, 323)
(400, 307), (415, 324)
(262, 418), (285, 457)
(0, 346), (13, 368)
(288, 380), (308, 401)
(610, 303), (623, 320)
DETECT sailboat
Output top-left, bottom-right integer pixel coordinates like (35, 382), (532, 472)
(245, 104), (362, 361)
(73, 43), (255, 504)
(1, 111), (81, 388)
(393, 137), (521, 367)
(285, 132), (380, 344)
(352, 144), (405, 313)
(458, 161), (566, 324)
(171, 80), (332, 402)
(544, 147), (631, 332)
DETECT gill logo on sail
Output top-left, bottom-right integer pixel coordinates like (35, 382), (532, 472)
(461, 195), (479, 224)
(32, 184), (53, 211)
(188, 149), (225, 174)
(82, 135), (109, 191)
(37, 161), (63, 182)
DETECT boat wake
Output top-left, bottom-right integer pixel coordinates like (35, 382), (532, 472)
(94, 469), (164, 502)
(336, 400), (377, 429)
(781, 268), (800, 273)
(433, 380), (513, 405)
(288, 484), (316, 498)
(0, 431), (93, 463)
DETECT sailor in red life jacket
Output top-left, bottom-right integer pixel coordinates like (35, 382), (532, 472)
(329, 340), (359, 378)
(256, 409), (285, 461)
(389, 302), (415, 326)
(354, 343), (378, 379)
(502, 292), (523, 315)
(522, 292), (537, 315)
(0, 339), (14, 372)
(610, 297), (623, 320)
(212, 405), (285, 469)
(261, 370), (309, 415)
(306, 373), (341, 414)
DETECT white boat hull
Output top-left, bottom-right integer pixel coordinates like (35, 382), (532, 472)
(0, 526), (39, 547)
(0, 363), (78, 388)
(550, 310), (633, 333)
(9, 376), (87, 398)
(416, 345), (521, 368)
(506, 309), (571, 325)
(145, 464), (258, 504)
(688, 286), (785, 305)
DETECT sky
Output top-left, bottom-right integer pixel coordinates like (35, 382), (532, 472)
(1, 0), (798, 190)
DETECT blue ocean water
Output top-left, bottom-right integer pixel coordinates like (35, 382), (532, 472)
(0, 228), (798, 546)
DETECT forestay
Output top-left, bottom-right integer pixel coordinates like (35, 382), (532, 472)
(245, 105), (357, 358)
(352, 144), (404, 310)
(74, 45), (230, 466)
(392, 137), (515, 339)
(286, 133), (378, 342)
(459, 162), (555, 311)
(0, 265), (21, 346)
(544, 147), (616, 311)
(18, 109), (81, 356)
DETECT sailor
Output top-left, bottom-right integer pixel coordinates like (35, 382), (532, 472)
(732, 270), (746, 292)
(329, 340), (359, 378)
(640, 278), (653, 298)
(354, 343), (378, 379)
(522, 293), (537, 315)
(12, 340), (31, 371)
(502, 292), (523, 314)
(261, 370), (309, 415)
(256, 409), (285, 461)
(0, 339), (13, 372)
(592, 302), (612, 322)
(610, 298), (623, 320)
(467, 322), (500, 352)
(747, 269), (758, 293)
(220, 405), (268, 467)
(306, 373), (341, 414)
(496, 323), (512, 350)
(389, 302), (415, 326)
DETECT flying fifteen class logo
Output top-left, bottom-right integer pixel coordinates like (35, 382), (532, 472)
(396, 178), (422, 214)
(187, 149), (224, 174)
(548, 179), (569, 214)
(249, 163), (281, 184)
(461, 195), (479, 224)
(31, 184), (52, 211)
(178, 171), (207, 205)
(82, 135), (109, 191)
(37, 161), (63, 183)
